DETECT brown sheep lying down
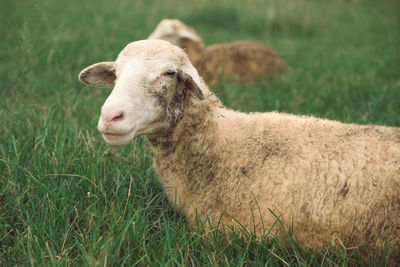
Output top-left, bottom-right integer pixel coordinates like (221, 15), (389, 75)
(78, 39), (400, 251)
(148, 19), (288, 86)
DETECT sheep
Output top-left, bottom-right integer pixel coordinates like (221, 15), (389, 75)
(78, 39), (400, 251)
(147, 19), (288, 86)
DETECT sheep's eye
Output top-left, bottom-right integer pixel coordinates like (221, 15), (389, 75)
(165, 70), (176, 77)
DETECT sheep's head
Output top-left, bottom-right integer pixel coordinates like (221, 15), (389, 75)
(148, 19), (202, 47)
(78, 40), (205, 146)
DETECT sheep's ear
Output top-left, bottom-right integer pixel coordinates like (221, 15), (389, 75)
(78, 62), (116, 87)
(178, 28), (201, 42)
(178, 71), (204, 100)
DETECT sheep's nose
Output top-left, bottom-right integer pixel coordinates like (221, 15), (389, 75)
(101, 107), (124, 124)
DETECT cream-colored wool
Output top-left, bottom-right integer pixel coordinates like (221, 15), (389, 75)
(79, 40), (400, 250)
(148, 19), (288, 86)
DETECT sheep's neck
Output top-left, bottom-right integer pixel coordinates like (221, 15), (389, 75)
(181, 39), (205, 66)
(146, 94), (221, 213)
(147, 95), (218, 153)
(147, 93), (220, 168)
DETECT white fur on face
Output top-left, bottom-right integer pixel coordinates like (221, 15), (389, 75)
(98, 59), (171, 145)
(90, 39), (208, 146)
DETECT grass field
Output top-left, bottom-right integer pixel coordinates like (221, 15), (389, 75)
(1, 0), (399, 265)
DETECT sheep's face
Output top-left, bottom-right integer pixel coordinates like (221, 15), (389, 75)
(78, 40), (204, 146)
(148, 19), (201, 47)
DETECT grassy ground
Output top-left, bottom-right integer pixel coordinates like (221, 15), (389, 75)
(1, 0), (399, 265)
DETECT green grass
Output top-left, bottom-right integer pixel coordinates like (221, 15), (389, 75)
(1, 0), (400, 265)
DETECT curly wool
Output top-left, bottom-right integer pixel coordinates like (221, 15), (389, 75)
(148, 90), (400, 249)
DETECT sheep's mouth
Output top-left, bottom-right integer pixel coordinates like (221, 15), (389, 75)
(103, 132), (127, 138)
(101, 128), (136, 145)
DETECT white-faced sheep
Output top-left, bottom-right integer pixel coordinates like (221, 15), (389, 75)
(78, 40), (400, 252)
(148, 19), (288, 86)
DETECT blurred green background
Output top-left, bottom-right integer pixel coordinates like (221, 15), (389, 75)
(1, 0), (399, 265)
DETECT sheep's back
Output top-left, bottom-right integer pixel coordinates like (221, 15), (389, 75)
(195, 41), (288, 86)
(206, 111), (400, 247)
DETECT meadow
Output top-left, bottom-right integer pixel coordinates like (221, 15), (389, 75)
(1, 0), (399, 265)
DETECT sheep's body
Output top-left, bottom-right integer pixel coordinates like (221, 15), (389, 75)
(148, 19), (288, 86)
(190, 41), (288, 87)
(149, 93), (400, 248)
(79, 39), (400, 250)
